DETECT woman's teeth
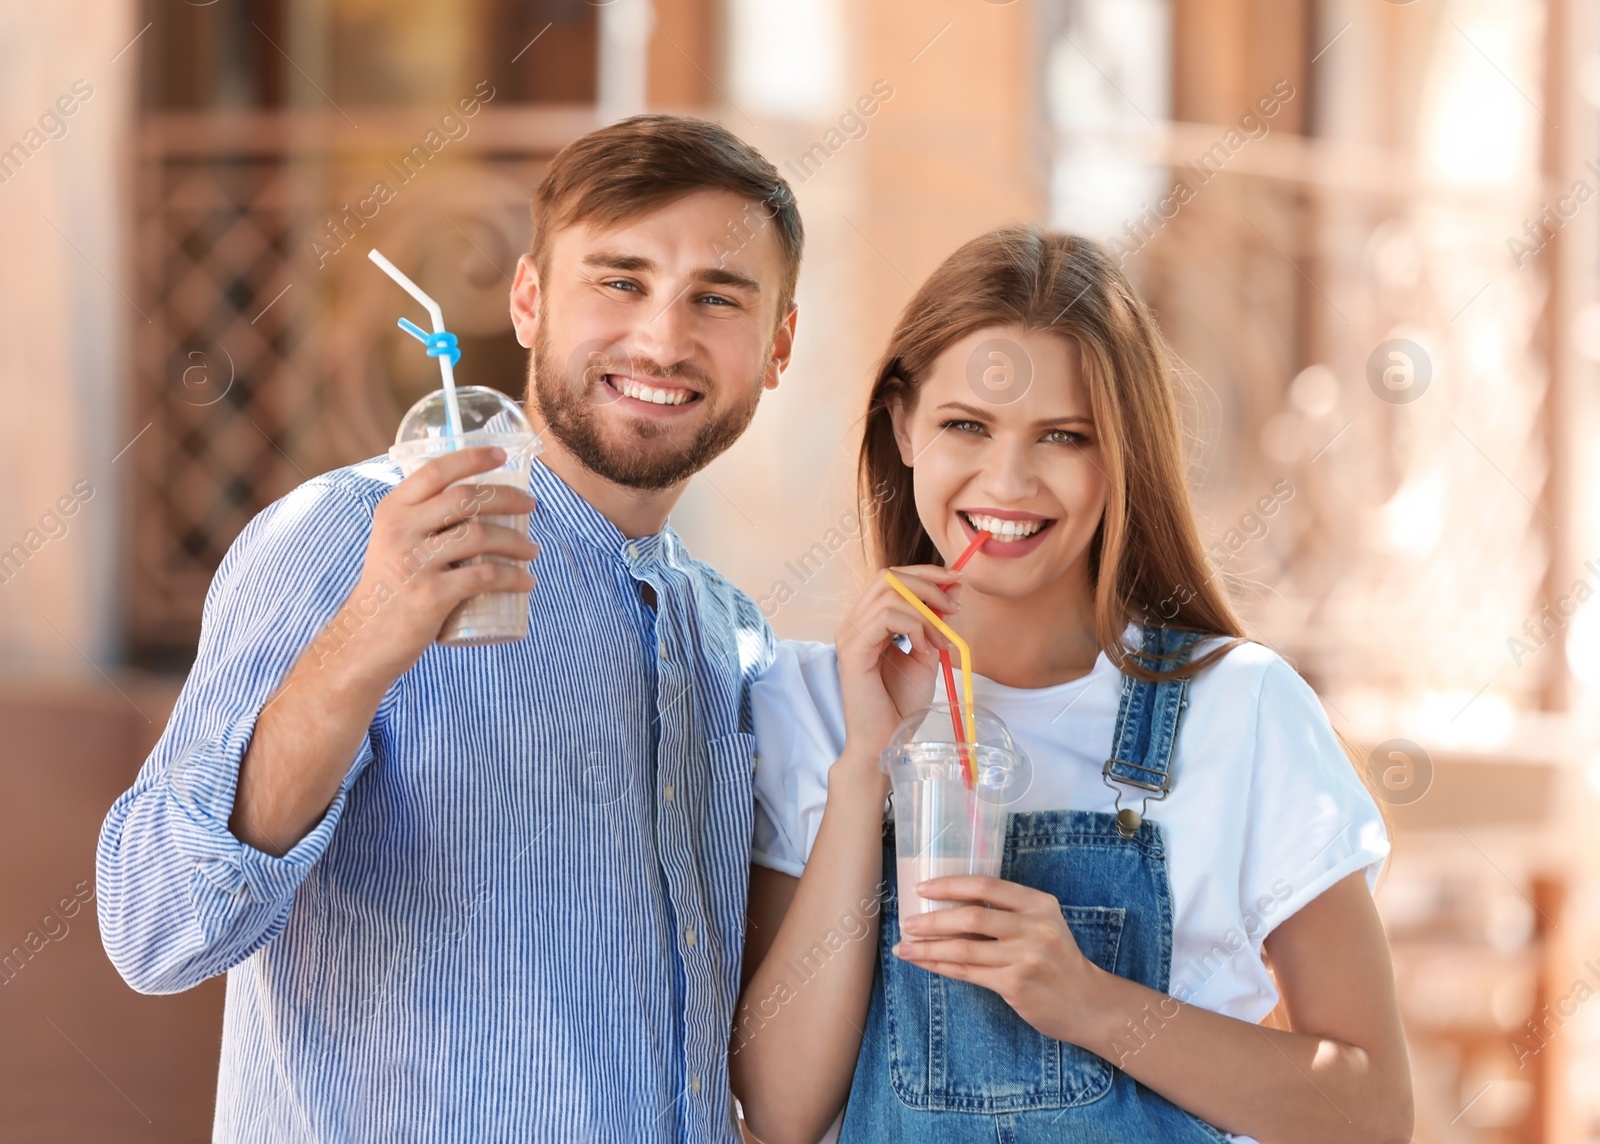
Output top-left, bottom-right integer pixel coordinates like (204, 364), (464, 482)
(963, 512), (1049, 540)
(615, 377), (694, 405)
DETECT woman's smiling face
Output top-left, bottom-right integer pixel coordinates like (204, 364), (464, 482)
(889, 324), (1109, 601)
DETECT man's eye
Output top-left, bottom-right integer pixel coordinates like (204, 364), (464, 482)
(604, 279), (640, 293)
(698, 294), (736, 307)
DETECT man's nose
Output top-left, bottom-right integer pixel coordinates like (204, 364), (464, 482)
(628, 288), (697, 371)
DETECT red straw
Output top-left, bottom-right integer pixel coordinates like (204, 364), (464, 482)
(939, 656), (965, 743)
(937, 531), (989, 783)
(951, 531), (989, 573)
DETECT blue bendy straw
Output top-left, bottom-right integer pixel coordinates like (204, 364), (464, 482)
(367, 248), (465, 440)
(397, 317), (461, 365)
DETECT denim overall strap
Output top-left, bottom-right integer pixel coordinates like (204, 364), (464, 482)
(1102, 626), (1207, 795)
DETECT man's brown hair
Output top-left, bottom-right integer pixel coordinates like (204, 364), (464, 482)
(530, 114), (804, 318)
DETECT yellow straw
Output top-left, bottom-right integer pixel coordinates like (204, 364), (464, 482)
(883, 571), (977, 744)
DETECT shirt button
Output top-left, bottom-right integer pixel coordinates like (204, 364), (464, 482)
(658, 641), (667, 659)
(689, 1075), (701, 1094)
(663, 784), (675, 802)
(684, 927), (697, 947)
(625, 542), (639, 559)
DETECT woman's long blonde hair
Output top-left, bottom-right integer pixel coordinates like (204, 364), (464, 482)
(858, 225), (1244, 681)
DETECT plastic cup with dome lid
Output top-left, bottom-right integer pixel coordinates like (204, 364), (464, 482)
(881, 703), (1032, 918)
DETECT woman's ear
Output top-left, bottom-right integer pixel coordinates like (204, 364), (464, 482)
(886, 387), (915, 467)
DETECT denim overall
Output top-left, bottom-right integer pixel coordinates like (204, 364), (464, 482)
(840, 626), (1229, 1143)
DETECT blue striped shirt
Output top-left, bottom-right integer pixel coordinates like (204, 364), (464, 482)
(96, 455), (775, 1142)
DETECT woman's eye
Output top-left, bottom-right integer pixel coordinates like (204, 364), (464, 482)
(1045, 429), (1089, 446)
(940, 419), (986, 434)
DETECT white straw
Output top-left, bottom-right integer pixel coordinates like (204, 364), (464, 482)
(367, 248), (465, 439)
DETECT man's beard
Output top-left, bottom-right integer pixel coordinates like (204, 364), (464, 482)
(531, 322), (767, 491)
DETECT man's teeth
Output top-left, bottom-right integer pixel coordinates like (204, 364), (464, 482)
(965, 512), (1048, 540)
(616, 377), (693, 406)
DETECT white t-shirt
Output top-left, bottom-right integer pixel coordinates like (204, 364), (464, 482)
(750, 635), (1390, 1025)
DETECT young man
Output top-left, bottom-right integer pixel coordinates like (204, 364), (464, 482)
(97, 115), (802, 1143)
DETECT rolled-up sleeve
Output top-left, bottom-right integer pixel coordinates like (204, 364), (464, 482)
(97, 476), (389, 995)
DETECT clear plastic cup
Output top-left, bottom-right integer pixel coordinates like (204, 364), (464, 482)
(880, 704), (1032, 918)
(389, 386), (542, 647)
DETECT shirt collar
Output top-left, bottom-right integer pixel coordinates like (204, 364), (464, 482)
(527, 458), (681, 571)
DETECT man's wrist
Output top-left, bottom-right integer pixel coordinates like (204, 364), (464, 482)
(300, 595), (405, 712)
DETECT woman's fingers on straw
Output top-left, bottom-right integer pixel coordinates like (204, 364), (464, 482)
(903, 563), (965, 581)
(877, 602), (948, 656)
(883, 567), (963, 615)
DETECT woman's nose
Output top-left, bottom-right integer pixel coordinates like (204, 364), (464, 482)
(978, 441), (1040, 500)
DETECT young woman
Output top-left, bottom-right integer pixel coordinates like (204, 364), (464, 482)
(729, 227), (1412, 1144)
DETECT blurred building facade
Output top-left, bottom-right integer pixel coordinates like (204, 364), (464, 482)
(2, 0), (1598, 1140)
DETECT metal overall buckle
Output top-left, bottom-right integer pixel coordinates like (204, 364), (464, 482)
(1101, 760), (1170, 839)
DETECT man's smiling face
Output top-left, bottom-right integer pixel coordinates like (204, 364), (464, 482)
(511, 189), (795, 491)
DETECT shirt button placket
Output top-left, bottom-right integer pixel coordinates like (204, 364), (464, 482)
(653, 567), (707, 1131)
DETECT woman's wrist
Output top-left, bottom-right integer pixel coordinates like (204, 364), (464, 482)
(1056, 961), (1167, 1055)
(829, 741), (890, 801)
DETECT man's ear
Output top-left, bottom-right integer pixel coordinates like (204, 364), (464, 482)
(763, 302), (799, 391)
(510, 254), (541, 349)
(886, 387), (915, 466)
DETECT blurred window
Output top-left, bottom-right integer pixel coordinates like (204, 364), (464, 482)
(1043, 0), (1173, 239)
(140, 0), (598, 111)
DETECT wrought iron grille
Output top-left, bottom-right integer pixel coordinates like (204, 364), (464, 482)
(129, 108), (591, 666)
